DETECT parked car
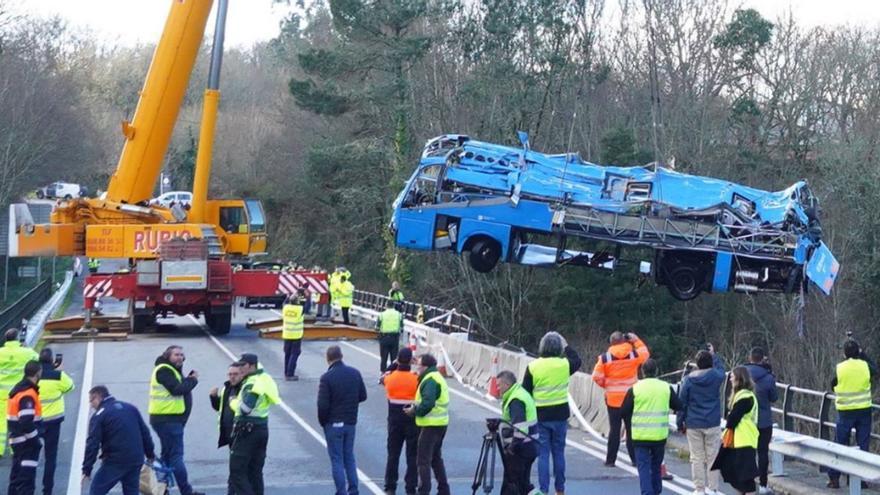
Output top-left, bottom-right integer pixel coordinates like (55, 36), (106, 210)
(35, 182), (86, 200)
(151, 191), (193, 208)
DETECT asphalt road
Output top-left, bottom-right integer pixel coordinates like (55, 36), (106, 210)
(0, 291), (712, 495)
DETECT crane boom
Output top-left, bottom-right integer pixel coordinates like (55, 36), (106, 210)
(105, 0), (214, 205)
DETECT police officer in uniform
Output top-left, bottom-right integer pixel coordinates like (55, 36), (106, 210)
(621, 359), (682, 495)
(230, 354), (280, 495)
(496, 370), (538, 495)
(376, 299), (404, 373)
(37, 348), (74, 495)
(87, 258), (100, 274)
(0, 328), (38, 457)
(7, 360), (42, 495)
(282, 293), (305, 381)
(828, 338), (875, 489)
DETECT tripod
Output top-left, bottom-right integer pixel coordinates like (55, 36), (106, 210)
(471, 429), (506, 495)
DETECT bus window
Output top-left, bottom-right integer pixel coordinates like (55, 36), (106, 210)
(404, 165), (442, 207)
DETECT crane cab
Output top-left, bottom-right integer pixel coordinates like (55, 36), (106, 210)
(205, 198), (267, 257)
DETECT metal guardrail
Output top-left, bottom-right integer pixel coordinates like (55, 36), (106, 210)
(0, 279), (51, 333)
(773, 383), (880, 449)
(354, 290), (475, 335)
(25, 271), (73, 347)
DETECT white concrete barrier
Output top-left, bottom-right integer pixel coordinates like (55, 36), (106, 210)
(352, 305), (612, 437)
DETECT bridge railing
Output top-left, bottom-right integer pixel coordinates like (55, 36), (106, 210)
(773, 382), (880, 449)
(0, 279), (50, 334)
(353, 290), (475, 335)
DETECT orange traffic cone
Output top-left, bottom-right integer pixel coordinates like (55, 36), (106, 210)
(487, 354), (500, 399)
(660, 462), (673, 480)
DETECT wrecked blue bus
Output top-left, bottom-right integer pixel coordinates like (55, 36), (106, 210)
(390, 133), (840, 301)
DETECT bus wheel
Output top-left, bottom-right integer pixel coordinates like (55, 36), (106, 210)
(468, 238), (501, 273)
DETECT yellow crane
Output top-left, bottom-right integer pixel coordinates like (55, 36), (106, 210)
(9, 0), (265, 261)
(3, 0), (314, 335)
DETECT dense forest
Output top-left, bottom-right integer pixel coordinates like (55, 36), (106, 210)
(2, 0), (878, 390)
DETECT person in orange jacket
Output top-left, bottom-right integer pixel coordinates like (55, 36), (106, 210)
(592, 331), (650, 467)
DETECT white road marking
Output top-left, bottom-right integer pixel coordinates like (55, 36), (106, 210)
(66, 340), (94, 495)
(339, 340), (696, 495)
(189, 315), (384, 495)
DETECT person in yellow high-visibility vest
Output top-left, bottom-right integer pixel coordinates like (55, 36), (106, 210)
(230, 353), (280, 495)
(148, 345), (202, 495)
(38, 348), (74, 495)
(713, 367), (760, 495)
(828, 338), (876, 489)
(497, 369), (539, 494)
(404, 353), (451, 495)
(376, 299), (404, 373)
(337, 275), (354, 325)
(0, 328), (38, 457)
(521, 331), (582, 495)
(621, 359), (682, 495)
(282, 293), (306, 381)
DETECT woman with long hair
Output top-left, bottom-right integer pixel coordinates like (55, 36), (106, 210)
(712, 366), (760, 495)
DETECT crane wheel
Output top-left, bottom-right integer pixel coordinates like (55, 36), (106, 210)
(206, 306), (232, 335)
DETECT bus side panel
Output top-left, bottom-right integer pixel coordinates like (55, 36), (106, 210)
(396, 209), (436, 250)
(712, 252), (733, 292)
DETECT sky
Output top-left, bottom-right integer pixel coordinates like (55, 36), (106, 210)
(6, 0), (291, 48)
(6, 0), (880, 48)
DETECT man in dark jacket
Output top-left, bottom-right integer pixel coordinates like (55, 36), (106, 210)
(521, 331), (582, 494)
(318, 345), (367, 495)
(209, 362), (244, 448)
(212, 361), (245, 495)
(8, 361), (42, 495)
(148, 346), (201, 495)
(82, 385), (155, 495)
(677, 345), (725, 494)
(744, 346), (779, 494)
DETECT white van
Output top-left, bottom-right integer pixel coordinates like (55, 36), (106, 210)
(35, 182), (85, 200)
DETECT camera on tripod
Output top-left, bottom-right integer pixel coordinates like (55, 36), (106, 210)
(472, 418), (505, 494)
(485, 417), (501, 433)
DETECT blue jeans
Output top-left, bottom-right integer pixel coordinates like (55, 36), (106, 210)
(152, 422), (192, 495)
(89, 463), (141, 495)
(536, 420), (566, 493)
(829, 408), (872, 481)
(324, 423), (359, 495)
(634, 443), (665, 495)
